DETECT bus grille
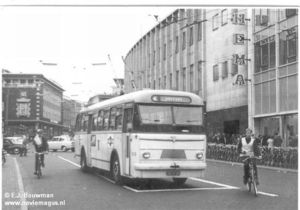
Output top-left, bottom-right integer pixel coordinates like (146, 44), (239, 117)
(160, 149), (186, 159)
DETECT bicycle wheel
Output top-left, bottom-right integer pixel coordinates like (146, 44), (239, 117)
(252, 170), (258, 197)
(37, 161), (41, 179)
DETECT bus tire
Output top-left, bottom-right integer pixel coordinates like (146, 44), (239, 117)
(111, 155), (123, 185)
(80, 151), (89, 173)
(173, 178), (187, 186)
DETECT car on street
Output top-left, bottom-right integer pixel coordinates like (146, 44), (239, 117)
(3, 138), (24, 154)
(48, 135), (74, 152)
(6, 136), (24, 145)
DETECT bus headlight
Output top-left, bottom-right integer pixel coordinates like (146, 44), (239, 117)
(196, 152), (203, 159)
(143, 152), (150, 159)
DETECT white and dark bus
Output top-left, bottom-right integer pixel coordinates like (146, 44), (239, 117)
(74, 90), (206, 185)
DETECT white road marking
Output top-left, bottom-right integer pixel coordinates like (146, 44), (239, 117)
(123, 186), (238, 193)
(257, 191), (278, 197)
(13, 158), (28, 210)
(56, 157), (279, 196)
(189, 178), (240, 189)
(58, 156), (81, 167)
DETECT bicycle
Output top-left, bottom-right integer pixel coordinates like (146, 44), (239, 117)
(243, 156), (261, 197)
(34, 151), (46, 179)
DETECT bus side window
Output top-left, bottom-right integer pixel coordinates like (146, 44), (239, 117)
(75, 114), (82, 131)
(109, 107), (117, 130)
(123, 108), (133, 132)
(83, 115), (88, 132)
(103, 110), (109, 131)
(80, 115), (85, 132)
(115, 107), (123, 131)
(92, 113), (98, 131)
(97, 110), (103, 131)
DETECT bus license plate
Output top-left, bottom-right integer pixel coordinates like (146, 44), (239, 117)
(166, 170), (180, 176)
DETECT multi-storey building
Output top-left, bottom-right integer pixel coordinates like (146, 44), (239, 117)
(2, 73), (65, 139)
(124, 8), (298, 146)
(62, 96), (82, 133)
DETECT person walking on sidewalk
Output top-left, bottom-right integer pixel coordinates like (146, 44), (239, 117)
(238, 128), (261, 185)
(20, 135), (29, 157)
(33, 129), (48, 175)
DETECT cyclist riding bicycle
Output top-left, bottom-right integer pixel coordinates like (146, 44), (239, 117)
(238, 128), (261, 185)
(33, 129), (49, 175)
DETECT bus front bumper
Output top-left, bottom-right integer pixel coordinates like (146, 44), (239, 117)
(134, 162), (207, 171)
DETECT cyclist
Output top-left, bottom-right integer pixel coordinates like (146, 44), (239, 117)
(238, 128), (261, 185)
(32, 129), (49, 175)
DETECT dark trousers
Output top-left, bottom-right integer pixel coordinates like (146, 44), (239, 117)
(20, 147), (27, 156)
(35, 154), (45, 172)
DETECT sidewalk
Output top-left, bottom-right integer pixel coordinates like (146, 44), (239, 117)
(207, 158), (298, 173)
(2, 154), (27, 210)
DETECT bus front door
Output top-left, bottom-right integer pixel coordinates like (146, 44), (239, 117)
(123, 108), (133, 176)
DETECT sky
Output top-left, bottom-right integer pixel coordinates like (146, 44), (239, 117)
(1, 1), (298, 102)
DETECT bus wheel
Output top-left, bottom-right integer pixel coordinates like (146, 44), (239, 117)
(173, 178), (187, 186)
(80, 152), (89, 173)
(112, 155), (123, 185)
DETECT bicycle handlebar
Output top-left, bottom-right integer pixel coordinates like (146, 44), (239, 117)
(243, 156), (262, 162)
(33, 151), (47, 155)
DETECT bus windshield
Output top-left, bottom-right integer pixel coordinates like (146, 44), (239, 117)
(136, 104), (204, 133)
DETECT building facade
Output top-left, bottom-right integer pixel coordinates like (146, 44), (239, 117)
(124, 8), (298, 145)
(2, 73), (65, 139)
(62, 96), (82, 133)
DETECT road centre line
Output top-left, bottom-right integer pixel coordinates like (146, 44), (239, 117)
(58, 156), (81, 167)
(14, 158), (28, 210)
(189, 178), (240, 189)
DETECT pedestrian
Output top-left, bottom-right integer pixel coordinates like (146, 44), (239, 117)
(267, 135), (274, 148)
(213, 133), (220, 144)
(32, 129), (49, 175)
(20, 135), (29, 157)
(219, 133), (226, 144)
(273, 132), (283, 147)
(262, 135), (269, 146)
(230, 134), (237, 145)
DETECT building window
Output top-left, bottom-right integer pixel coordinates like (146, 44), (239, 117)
(17, 103), (30, 116)
(213, 14), (218, 30)
(221, 9), (228, 25)
(213, 65), (219, 81)
(149, 53), (151, 67)
(182, 32), (186, 50)
(232, 62), (238, 75)
(254, 35), (276, 73)
(158, 48), (161, 62)
(182, 67), (186, 91)
(198, 22), (202, 41)
(169, 40), (172, 57)
(190, 64), (194, 92)
(198, 61), (202, 91)
(175, 36), (179, 53)
(164, 76), (166, 89)
(164, 44), (167, 60)
(279, 26), (298, 66)
(159, 78), (161, 89)
(189, 27), (193, 46)
(170, 73), (172, 89)
(153, 80), (155, 89)
(222, 61), (228, 78)
(153, 51), (155, 66)
(176, 70), (179, 90)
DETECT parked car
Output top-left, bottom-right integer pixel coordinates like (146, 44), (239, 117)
(3, 138), (24, 154)
(48, 135), (74, 152)
(6, 137), (24, 145)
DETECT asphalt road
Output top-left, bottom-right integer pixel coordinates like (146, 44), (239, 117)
(13, 149), (298, 210)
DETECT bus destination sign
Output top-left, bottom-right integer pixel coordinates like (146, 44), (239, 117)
(152, 95), (191, 103)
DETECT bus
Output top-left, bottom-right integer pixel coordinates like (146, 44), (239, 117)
(74, 90), (206, 185)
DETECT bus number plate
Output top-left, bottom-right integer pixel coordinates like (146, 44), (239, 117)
(166, 170), (180, 176)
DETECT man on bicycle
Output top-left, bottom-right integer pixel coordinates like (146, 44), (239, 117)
(238, 128), (261, 185)
(32, 129), (48, 175)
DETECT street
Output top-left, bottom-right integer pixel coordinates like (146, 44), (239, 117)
(2, 146), (298, 210)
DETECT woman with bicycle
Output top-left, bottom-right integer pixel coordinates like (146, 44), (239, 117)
(238, 128), (261, 185)
(33, 129), (49, 175)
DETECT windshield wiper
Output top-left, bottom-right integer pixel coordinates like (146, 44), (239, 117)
(142, 118), (161, 122)
(186, 119), (201, 122)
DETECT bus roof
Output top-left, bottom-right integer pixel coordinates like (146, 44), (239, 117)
(80, 90), (204, 114)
